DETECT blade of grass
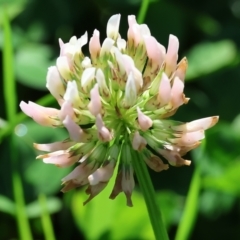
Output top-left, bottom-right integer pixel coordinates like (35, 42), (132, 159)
(137, 0), (151, 24)
(38, 194), (56, 240)
(3, 8), (32, 240)
(174, 166), (201, 240)
(174, 141), (206, 240)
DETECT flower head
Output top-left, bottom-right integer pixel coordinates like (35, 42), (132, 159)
(20, 14), (218, 206)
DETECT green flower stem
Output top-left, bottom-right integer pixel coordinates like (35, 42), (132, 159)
(132, 151), (169, 240)
(38, 194), (56, 240)
(137, 0), (151, 24)
(3, 9), (32, 240)
(12, 168), (33, 240)
(174, 165), (201, 240)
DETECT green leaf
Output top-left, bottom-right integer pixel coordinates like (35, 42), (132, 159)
(186, 40), (237, 80)
(0, 195), (15, 216)
(15, 43), (54, 90)
(0, 0), (27, 25)
(26, 197), (62, 218)
(71, 188), (154, 240)
(202, 161), (240, 196)
(199, 190), (235, 219)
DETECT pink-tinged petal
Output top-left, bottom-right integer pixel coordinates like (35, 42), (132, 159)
(60, 36), (76, 57)
(171, 76), (185, 109)
(132, 131), (147, 151)
(58, 100), (75, 121)
(56, 56), (71, 80)
(175, 57), (188, 81)
(157, 43), (166, 57)
(158, 149), (191, 167)
(127, 15), (137, 41)
(46, 66), (65, 103)
(144, 36), (164, 67)
(139, 24), (151, 37)
(107, 14), (121, 40)
(88, 160), (116, 185)
(172, 116), (219, 132)
(88, 84), (102, 116)
(137, 107), (153, 131)
(62, 161), (96, 184)
(20, 101), (60, 127)
(172, 130), (205, 146)
(81, 67), (96, 93)
(34, 140), (74, 152)
(38, 150), (80, 167)
(63, 115), (85, 142)
(89, 29), (101, 59)
(165, 34), (179, 76)
(96, 114), (112, 142)
(158, 73), (171, 106)
(121, 166), (135, 207)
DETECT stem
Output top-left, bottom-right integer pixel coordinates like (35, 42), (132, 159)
(3, 9), (33, 240)
(132, 151), (169, 240)
(38, 194), (56, 240)
(137, 0), (151, 24)
(174, 166), (201, 240)
(12, 169), (33, 240)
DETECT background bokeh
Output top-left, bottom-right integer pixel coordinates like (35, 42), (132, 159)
(1, 0), (240, 239)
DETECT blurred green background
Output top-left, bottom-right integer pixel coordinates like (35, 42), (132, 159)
(1, 0), (240, 239)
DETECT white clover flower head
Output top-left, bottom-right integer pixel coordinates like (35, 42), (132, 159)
(20, 14), (219, 207)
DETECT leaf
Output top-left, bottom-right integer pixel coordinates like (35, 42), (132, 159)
(15, 43), (54, 90)
(26, 197), (62, 218)
(186, 40), (237, 80)
(0, 195), (15, 216)
(199, 190), (235, 219)
(202, 161), (240, 196)
(0, 0), (27, 25)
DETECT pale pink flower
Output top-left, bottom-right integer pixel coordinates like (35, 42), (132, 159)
(20, 14), (219, 206)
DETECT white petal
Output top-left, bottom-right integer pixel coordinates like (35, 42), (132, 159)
(100, 38), (114, 56)
(124, 72), (137, 106)
(81, 67), (96, 91)
(107, 14), (121, 40)
(56, 56), (71, 80)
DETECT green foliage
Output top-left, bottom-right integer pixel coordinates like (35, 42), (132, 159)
(186, 40), (237, 80)
(1, 0), (240, 239)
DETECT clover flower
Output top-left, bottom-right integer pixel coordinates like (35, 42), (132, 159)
(20, 14), (218, 206)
